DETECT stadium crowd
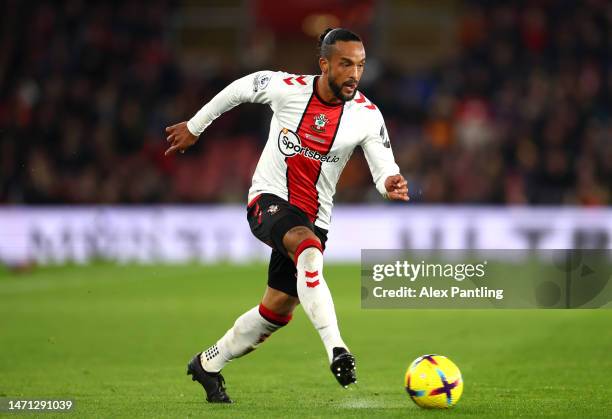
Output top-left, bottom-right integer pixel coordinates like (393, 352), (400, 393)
(0, 0), (610, 205)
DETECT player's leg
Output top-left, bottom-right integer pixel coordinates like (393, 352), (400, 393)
(246, 194), (354, 385)
(200, 288), (295, 372)
(188, 194), (298, 403)
(200, 285), (297, 373)
(282, 226), (356, 387)
(188, 282), (297, 403)
(261, 285), (300, 317)
(283, 226), (347, 359)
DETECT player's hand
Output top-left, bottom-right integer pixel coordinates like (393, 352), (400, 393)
(384, 174), (409, 201)
(165, 122), (199, 156)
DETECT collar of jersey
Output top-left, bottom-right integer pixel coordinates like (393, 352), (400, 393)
(313, 76), (344, 108)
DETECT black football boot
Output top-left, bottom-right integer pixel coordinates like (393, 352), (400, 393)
(330, 347), (357, 388)
(187, 353), (233, 403)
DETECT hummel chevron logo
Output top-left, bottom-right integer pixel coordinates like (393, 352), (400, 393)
(305, 270), (319, 288)
(354, 92), (377, 110)
(283, 75), (307, 85)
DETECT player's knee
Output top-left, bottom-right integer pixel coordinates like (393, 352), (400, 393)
(283, 226), (320, 256)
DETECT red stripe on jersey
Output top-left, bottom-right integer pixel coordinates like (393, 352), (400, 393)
(286, 77), (343, 222)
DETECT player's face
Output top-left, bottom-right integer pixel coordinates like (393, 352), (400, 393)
(325, 41), (366, 102)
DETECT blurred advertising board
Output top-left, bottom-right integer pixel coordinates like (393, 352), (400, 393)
(0, 206), (610, 264)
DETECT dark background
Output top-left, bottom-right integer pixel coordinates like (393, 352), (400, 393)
(0, 0), (610, 205)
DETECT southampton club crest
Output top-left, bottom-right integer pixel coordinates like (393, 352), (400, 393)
(311, 113), (330, 133)
(267, 204), (279, 215)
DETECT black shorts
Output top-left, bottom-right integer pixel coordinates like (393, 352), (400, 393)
(247, 193), (328, 297)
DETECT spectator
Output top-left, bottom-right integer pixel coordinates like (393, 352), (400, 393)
(0, 1), (609, 206)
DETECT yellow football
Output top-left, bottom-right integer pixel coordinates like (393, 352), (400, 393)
(404, 354), (463, 408)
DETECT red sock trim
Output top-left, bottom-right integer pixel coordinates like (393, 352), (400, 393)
(258, 303), (292, 326)
(293, 238), (323, 265)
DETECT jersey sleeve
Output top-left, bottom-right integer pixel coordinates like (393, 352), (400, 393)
(361, 110), (401, 197)
(187, 71), (286, 136)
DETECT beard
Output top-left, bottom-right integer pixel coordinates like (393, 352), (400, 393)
(328, 75), (358, 102)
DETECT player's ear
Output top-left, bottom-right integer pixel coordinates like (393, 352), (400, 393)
(319, 57), (329, 75)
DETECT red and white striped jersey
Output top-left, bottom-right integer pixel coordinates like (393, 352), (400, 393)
(187, 71), (400, 230)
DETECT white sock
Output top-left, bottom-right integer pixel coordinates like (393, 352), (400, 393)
(296, 245), (347, 363)
(200, 305), (289, 373)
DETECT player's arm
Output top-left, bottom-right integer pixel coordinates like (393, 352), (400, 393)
(361, 115), (409, 202)
(165, 71), (281, 156)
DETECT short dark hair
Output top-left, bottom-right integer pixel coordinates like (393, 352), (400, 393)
(317, 28), (362, 59)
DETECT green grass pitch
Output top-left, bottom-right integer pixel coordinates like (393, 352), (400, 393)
(0, 263), (610, 418)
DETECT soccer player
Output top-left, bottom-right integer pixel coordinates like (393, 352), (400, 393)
(165, 28), (408, 403)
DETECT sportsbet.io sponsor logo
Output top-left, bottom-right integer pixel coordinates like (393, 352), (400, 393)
(277, 128), (340, 163)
